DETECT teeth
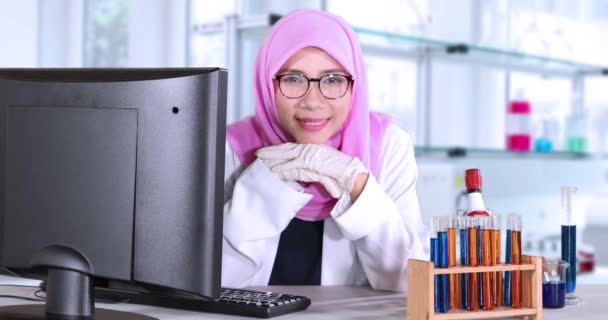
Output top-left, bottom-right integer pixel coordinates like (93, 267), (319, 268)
(303, 119), (327, 126)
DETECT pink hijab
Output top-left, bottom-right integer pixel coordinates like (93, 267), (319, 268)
(226, 9), (392, 221)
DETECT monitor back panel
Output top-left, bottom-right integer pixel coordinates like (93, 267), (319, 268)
(3, 105), (137, 281)
(0, 69), (227, 298)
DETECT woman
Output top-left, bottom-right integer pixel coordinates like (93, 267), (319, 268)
(222, 9), (428, 292)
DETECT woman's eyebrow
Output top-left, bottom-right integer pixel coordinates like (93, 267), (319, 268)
(276, 68), (348, 75)
(277, 68), (304, 74)
(322, 69), (348, 74)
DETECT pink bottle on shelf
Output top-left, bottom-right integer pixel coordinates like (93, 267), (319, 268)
(506, 98), (532, 152)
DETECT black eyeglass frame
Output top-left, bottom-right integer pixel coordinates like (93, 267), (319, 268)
(272, 73), (355, 100)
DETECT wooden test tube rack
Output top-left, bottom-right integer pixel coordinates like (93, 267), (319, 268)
(407, 255), (542, 320)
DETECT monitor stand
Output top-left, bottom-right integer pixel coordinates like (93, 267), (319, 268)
(0, 267), (158, 320)
(0, 246), (158, 320)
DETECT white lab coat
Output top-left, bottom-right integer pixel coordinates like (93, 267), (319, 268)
(221, 124), (429, 292)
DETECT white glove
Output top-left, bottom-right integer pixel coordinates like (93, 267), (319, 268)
(255, 143), (368, 198)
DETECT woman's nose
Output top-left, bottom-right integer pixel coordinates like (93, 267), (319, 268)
(300, 83), (324, 107)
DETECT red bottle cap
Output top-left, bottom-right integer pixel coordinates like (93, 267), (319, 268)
(465, 168), (482, 191)
(508, 101), (531, 114)
(467, 210), (490, 216)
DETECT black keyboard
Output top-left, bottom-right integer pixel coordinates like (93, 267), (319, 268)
(94, 287), (312, 318)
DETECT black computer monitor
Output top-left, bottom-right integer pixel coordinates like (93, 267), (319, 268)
(0, 68), (227, 320)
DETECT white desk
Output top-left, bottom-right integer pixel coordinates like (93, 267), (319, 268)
(0, 283), (605, 319)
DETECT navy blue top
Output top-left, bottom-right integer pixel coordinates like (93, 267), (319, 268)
(268, 218), (324, 285)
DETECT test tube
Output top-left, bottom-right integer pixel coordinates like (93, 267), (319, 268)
(480, 216), (493, 310)
(520, 218), (532, 308)
(491, 215), (503, 308)
(447, 216), (459, 310)
(561, 187), (577, 303)
(438, 217), (449, 313)
(510, 214), (522, 309)
(562, 225), (577, 296)
(504, 214), (513, 306)
(457, 216), (468, 310)
(431, 217), (439, 312)
(477, 217), (484, 309)
(467, 216), (479, 311)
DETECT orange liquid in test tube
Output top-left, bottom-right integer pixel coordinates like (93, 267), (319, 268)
(511, 230), (522, 308)
(481, 228), (493, 310)
(468, 226), (479, 312)
(447, 227), (459, 310)
(452, 271), (461, 309)
(519, 231), (532, 307)
(522, 267), (532, 307)
(490, 229), (502, 307)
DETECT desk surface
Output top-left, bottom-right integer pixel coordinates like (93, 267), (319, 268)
(0, 283), (605, 319)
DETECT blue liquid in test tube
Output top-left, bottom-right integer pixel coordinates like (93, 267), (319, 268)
(561, 225), (576, 294)
(504, 229), (512, 306)
(438, 230), (449, 313)
(560, 186), (578, 304)
(431, 237), (439, 312)
(459, 228), (469, 310)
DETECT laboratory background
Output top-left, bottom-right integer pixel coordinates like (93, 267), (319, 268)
(2, 0), (608, 284)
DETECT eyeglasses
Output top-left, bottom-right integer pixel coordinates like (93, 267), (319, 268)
(273, 74), (354, 99)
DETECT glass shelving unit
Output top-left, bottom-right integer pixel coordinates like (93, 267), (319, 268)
(355, 27), (608, 77)
(355, 27), (608, 159)
(413, 146), (590, 159)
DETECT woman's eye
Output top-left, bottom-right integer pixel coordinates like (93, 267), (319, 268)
(323, 75), (344, 85)
(283, 75), (304, 84)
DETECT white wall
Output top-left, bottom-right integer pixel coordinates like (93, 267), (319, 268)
(471, 0), (508, 149)
(128, 0), (188, 67)
(0, 0), (189, 68)
(427, 0), (477, 146)
(0, 0), (39, 67)
(38, 0), (83, 67)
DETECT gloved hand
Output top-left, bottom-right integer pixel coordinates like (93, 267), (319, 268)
(255, 143), (368, 198)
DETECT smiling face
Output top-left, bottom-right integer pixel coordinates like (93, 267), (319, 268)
(273, 47), (352, 144)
